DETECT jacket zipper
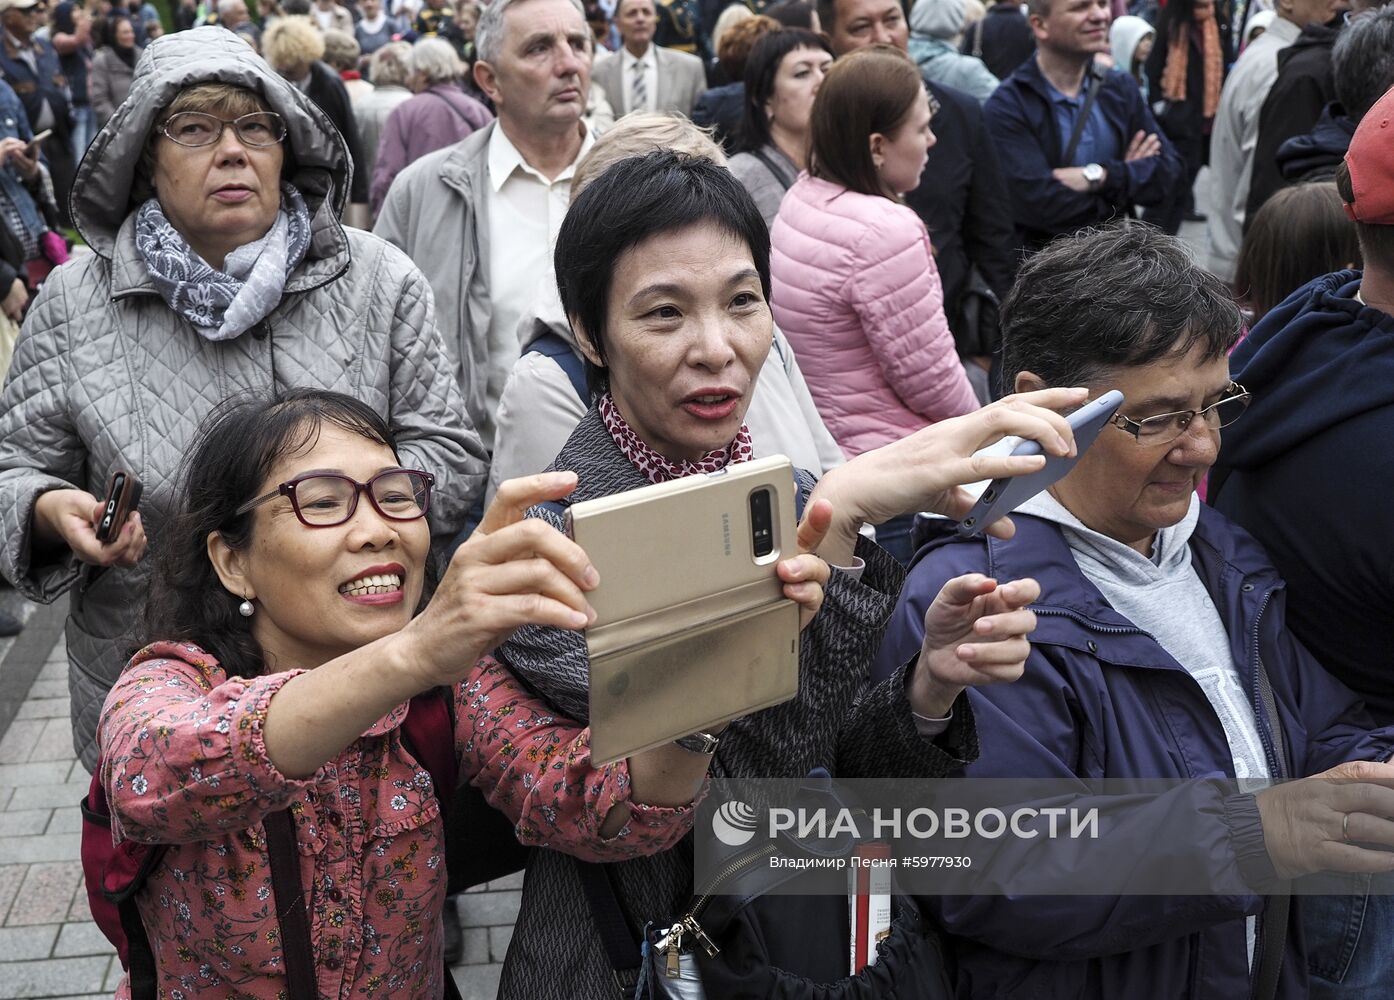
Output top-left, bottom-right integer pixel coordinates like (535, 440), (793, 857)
(653, 844), (776, 976)
(1247, 587), (1288, 782)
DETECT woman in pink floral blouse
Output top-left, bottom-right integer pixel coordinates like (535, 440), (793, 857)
(97, 388), (833, 999)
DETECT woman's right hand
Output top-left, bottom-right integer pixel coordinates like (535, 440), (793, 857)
(33, 488), (146, 567)
(806, 388), (1088, 563)
(395, 471), (599, 689)
(2, 276), (26, 321)
(1254, 760), (1394, 880)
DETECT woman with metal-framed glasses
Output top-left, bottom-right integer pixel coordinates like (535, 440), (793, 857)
(96, 388), (741, 999)
(875, 225), (1394, 1000)
(0, 26), (485, 774)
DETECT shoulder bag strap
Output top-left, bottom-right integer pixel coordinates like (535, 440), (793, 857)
(264, 808), (320, 1000)
(525, 330), (590, 403)
(748, 147), (795, 191)
(574, 859), (643, 999)
(1251, 655), (1290, 1000)
(1062, 68), (1106, 166)
(425, 88), (476, 128)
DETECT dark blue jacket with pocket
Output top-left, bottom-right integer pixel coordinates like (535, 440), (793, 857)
(872, 507), (1394, 999)
(984, 57), (1183, 251)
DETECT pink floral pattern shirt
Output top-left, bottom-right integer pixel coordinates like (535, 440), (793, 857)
(98, 641), (697, 999)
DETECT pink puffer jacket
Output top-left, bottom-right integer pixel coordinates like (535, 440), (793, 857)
(770, 175), (978, 457)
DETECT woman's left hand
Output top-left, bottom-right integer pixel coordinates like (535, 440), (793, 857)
(779, 497), (833, 631)
(0, 137), (38, 180)
(909, 574), (1040, 718)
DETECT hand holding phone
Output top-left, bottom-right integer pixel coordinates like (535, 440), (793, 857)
(25, 128), (51, 154)
(956, 390), (1125, 538)
(95, 470), (144, 544)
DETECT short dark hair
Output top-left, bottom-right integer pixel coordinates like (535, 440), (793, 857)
(815, 0), (836, 34)
(1332, 8), (1394, 122)
(741, 28), (833, 151)
(1336, 160), (1394, 274)
(809, 44), (921, 200)
(142, 389), (402, 678)
(999, 224), (1243, 391)
(1234, 181), (1360, 322)
(554, 150), (771, 394)
(766, 0), (816, 28)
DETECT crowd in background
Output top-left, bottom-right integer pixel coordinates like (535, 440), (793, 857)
(0, 0), (1393, 996)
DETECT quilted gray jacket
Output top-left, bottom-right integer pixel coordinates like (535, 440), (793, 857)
(0, 28), (487, 770)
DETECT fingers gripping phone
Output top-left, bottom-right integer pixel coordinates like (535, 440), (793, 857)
(24, 129), (51, 155)
(95, 470), (143, 543)
(956, 390), (1124, 538)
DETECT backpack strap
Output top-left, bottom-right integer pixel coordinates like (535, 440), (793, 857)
(575, 860), (643, 1000)
(525, 330), (589, 404)
(748, 147), (795, 192)
(263, 809), (319, 1000)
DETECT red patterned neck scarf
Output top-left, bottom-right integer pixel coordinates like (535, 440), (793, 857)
(599, 394), (754, 484)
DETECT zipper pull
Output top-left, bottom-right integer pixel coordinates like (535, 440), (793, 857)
(664, 923), (684, 978)
(683, 915), (720, 957)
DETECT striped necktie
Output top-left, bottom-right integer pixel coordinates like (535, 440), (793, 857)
(631, 59), (647, 112)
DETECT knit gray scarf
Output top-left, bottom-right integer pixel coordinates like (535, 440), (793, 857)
(135, 182), (313, 342)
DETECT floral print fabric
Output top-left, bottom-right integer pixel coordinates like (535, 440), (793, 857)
(598, 393), (754, 484)
(98, 641), (695, 999)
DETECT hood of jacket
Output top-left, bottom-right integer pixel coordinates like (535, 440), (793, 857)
(1219, 270), (1394, 471)
(1109, 15), (1154, 74)
(1275, 103), (1353, 180)
(72, 26), (351, 259)
(910, 0), (964, 42)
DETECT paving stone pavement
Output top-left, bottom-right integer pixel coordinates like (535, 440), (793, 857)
(0, 601), (520, 1000)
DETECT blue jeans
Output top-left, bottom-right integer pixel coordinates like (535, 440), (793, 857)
(69, 104), (94, 166)
(1304, 875), (1394, 998)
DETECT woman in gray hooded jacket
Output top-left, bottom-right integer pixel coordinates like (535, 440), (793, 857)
(0, 26), (486, 771)
(909, 0), (1001, 104)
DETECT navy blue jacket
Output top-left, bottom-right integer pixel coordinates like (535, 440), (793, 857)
(691, 81), (744, 153)
(1214, 270), (1394, 724)
(1273, 104), (1353, 185)
(873, 507), (1394, 999)
(984, 58), (1183, 251)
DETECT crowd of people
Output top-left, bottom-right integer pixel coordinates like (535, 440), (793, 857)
(0, 0), (1392, 996)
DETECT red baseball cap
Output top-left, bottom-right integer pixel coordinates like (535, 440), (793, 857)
(1345, 84), (1394, 225)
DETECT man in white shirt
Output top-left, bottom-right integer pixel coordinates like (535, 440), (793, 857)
(592, 0), (705, 117)
(373, 0), (597, 452)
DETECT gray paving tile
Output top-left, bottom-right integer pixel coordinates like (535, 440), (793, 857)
(25, 679), (68, 701)
(488, 924), (513, 963)
(102, 953), (123, 992)
(27, 717), (76, 762)
(6, 862), (82, 926)
(0, 786), (13, 810)
(0, 719), (46, 765)
(0, 923), (59, 961)
(484, 871), (523, 891)
(451, 962), (502, 1000)
(36, 660), (66, 682)
(0, 809), (50, 836)
(2, 955), (110, 997)
(66, 878), (93, 924)
(45, 805), (81, 835)
(15, 698), (70, 721)
(53, 922), (116, 959)
(8, 781), (89, 811)
(458, 889), (521, 927)
(460, 926), (489, 965)
(0, 864), (26, 923)
(3, 833), (82, 866)
(0, 761), (72, 787)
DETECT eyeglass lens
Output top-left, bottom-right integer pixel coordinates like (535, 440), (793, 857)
(164, 111), (286, 147)
(1135, 393), (1248, 443)
(293, 472), (430, 526)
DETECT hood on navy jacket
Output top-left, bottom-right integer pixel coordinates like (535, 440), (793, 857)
(1217, 270), (1393, 472)
(1275, 103), (1354, 182)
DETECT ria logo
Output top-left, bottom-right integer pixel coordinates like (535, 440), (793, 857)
(712, 800), (759, 846)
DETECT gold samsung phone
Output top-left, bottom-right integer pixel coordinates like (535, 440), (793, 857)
(567, 456), (802, 765)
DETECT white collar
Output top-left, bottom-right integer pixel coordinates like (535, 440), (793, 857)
(622, 43), (653, 68)
(487, 120), (595, 193)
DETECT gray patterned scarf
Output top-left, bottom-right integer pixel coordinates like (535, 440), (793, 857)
(135, 182), (313, 342)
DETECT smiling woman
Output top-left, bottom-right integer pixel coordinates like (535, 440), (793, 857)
(96, 387), (716, 998)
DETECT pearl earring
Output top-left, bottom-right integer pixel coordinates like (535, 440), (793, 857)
(238, 597), (255, 618)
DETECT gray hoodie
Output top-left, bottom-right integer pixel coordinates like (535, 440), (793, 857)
(908, 0), (1001, 103)
(0, 27), (485, 767)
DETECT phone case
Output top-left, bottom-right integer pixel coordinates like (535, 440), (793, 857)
(568, 455), (801, 765)
(956, 390), (1125, 538)
(96, 470), (142, 543)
